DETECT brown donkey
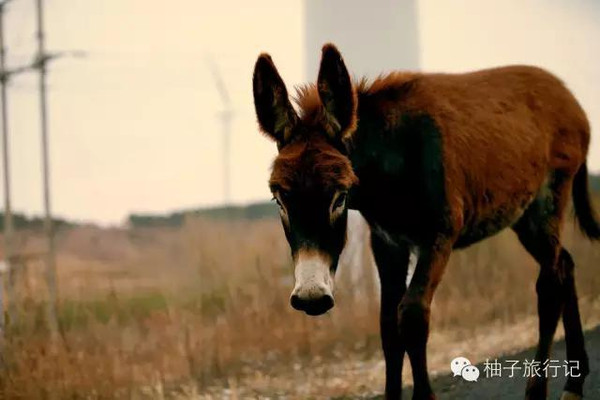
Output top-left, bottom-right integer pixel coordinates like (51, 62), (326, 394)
(252, 44), (599, 400)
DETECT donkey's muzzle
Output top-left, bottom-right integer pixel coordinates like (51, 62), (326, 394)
(290, 290), (334, 316)
(291, 250), (335, 316)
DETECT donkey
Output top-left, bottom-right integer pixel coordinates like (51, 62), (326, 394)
(252, 43), (599, 399)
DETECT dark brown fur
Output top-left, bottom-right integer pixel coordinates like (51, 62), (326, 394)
(269, 134), (357, 193)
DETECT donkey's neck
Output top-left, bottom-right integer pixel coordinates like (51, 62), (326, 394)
(346, 101), (447, 242)
(347, 104), (440, 185)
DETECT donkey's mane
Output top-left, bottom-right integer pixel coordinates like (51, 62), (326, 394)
(293, 71), (419, 123)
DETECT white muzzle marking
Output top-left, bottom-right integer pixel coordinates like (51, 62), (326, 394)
(291, 250), (334, 301)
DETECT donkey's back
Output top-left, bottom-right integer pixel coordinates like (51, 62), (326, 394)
(399, 66), (591, 246)
(415, 65), (590, 171)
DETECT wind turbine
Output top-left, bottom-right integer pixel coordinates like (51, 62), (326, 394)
(205, 55), (234, 206)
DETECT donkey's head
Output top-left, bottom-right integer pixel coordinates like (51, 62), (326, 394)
(253, 44), (358, 316)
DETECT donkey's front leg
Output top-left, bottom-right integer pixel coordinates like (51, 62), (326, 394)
(399, 240), (452, 400)
(371, 233), (411, 399)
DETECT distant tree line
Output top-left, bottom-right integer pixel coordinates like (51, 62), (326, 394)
(2, 175), (598, 230)
(590, 173), (600, 192)
(0, 212), (73, 231)
(128, 201), (279, 228)
(127, 173), (600, 228)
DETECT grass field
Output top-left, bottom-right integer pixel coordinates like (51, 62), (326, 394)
(0, 208), (599, 399)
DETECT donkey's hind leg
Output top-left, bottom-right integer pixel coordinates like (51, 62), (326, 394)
(560, 249), (589, 399)
(511, 171), (585, 400)
(513, 220), (564, 400)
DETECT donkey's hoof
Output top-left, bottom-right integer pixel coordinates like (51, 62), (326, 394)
(560, 391), (582, 400)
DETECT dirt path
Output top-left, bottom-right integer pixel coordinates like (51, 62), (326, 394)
(376, 325), (600, 400)
(192, 323), (599, 399)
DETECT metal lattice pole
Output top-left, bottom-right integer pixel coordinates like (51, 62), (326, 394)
(35, 0), (58, 337)
(0, 0), (14, 339)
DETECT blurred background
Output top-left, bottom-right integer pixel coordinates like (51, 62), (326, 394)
(0, 0), (599, 398)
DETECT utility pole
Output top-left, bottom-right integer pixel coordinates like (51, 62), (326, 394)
(34, 0), (58, 337)
(0, 0), (83, 339)
(0, 0), (13, 340)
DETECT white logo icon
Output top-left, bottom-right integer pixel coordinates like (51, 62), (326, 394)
(461, 365), (480, 382)
(451, 357), (471, 376)
(451, 356), (480, 382)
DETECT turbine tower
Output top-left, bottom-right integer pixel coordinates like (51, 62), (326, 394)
(206, 56), (233, 205)
(304, 0), (420, 295)
(304, 0), (419, 79)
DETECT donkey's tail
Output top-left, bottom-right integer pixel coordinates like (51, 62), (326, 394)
(573, 162), (600, 240)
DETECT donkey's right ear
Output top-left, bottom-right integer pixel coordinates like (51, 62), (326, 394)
(253, 54), (299, 148)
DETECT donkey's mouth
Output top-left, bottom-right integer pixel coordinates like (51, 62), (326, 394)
(291, 293), (334, 316)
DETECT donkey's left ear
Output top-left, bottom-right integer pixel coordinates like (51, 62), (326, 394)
(253, 53), (299, 148)
(317, 44), (357, 140)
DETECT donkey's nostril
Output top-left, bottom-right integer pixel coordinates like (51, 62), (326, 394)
(290, 293), (334, 316)
(307, 294), (334, 315)
(290, 294), (303, 311)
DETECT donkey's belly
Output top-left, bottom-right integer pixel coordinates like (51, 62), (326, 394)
(454, 194), (536, 249)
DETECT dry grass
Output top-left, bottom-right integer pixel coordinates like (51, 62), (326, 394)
(0, 211), (599, 399)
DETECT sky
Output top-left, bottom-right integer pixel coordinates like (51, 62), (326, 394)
(1, 0), (599, 225)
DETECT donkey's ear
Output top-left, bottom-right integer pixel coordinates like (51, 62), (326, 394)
(253, 53), (299, 147)
(317, 44), (357, 140)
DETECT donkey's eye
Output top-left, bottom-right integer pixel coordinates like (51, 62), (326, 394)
(272, 191), (289, 214)
(332, 192), (347, 210)
(279, 190), (290, 201)
(272, 196), (283, 208)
